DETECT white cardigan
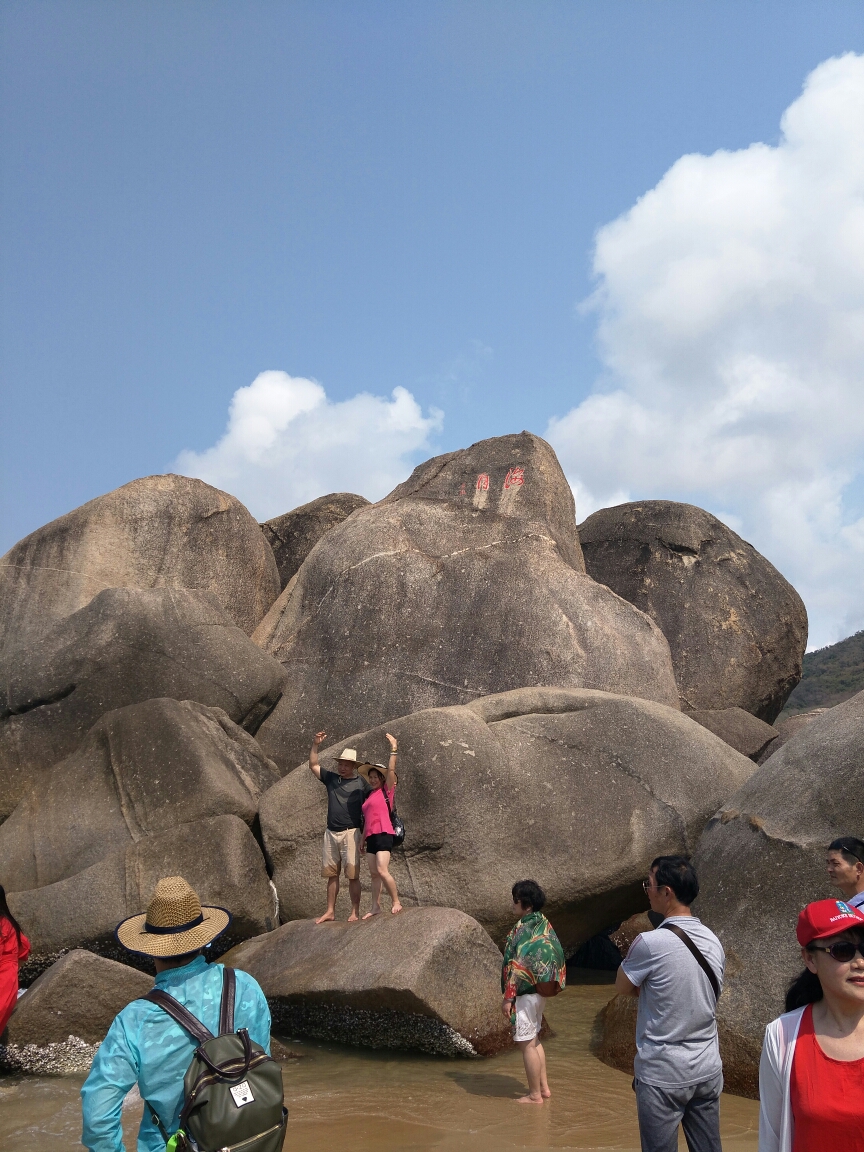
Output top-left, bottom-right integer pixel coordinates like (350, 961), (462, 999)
(758, 1006), (805, 1152)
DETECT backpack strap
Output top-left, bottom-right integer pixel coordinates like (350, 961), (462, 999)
(219, 966), (236, 1036)
(659, 923), (720, 1001)
(143, 989), (214, 1045)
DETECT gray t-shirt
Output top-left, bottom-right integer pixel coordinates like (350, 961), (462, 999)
(620, 915), (725, 1089)
(319, 769), (370, 832)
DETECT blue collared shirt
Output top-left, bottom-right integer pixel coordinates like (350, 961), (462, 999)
(81, 956), (271, 1152)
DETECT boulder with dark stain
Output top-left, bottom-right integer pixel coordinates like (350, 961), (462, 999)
(578, 501), (807, 722)
(261, 493), (370, 589)
(0, 587), (286, 819)
(254, 433), (680, 771)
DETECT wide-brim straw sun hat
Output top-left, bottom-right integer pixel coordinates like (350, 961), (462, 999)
(115, 875), (232, 958)
(337, 748), (358, 763)
(358, 761), (389, 782)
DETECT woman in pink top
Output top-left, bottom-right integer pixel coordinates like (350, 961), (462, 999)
(359, 733), (402, 917)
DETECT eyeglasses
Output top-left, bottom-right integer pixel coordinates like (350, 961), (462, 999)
(642, 880), (666, 892)
(809, 941), (864, 963)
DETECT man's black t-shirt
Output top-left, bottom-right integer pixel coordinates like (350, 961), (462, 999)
(319, 769), (370, 831)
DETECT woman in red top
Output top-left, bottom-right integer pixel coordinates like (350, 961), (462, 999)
(359, 733), (402, 918)
(759, 898), (864, 1152)
(0, 884), (30, 1037)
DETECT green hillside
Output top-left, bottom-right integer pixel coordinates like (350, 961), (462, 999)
(780, 630), (864, 716)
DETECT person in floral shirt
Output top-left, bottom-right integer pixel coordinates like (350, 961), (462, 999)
(501, 879), (566, 1103)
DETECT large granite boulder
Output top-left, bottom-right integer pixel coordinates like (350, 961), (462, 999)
(10, 814), (277, 977)
(0, 698), (281, 894)
(259, 686), (755, 951)
(0, 474), (280, 665)
(578, 501), (807, 722)
(0, 587), (286, 819)
(692, 692), (864, 1096)
(758, 707), (830, 762)
(6, 950), (152, 1045)
(261, 493), (370, 589)
(686, 708), (779, 762)
(253, 433), (679, 771)
(221, 907), (509, 1056)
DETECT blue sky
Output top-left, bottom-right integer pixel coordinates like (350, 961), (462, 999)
(4, 3), (864, 646)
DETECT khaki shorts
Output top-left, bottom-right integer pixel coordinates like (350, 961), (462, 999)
(322, 828), (362, 879)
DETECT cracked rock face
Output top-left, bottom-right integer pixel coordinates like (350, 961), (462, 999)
(253, 433), (680, 771)
(0, 474), (281, 668)
(221, 907), (510, 1056)
(0, 698), (281, 895)
(693, 692), (864, 1096)
(0, 587), (286, 819)
(261, 492), (370, 590)
(578, 500), (807, 722)
(259, 686), (755, 952)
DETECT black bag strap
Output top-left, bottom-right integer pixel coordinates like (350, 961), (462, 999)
(660, 923), (720, 1001)
(143, 988), (214, 1045)
(381, 785), (396, 818)
(219, 966), (235, 1036)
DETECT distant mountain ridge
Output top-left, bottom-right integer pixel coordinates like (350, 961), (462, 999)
(780, 630), (864, 716)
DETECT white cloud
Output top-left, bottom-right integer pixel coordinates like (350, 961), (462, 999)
(174, 371), (443, 522)
(548, 53), (864, 649)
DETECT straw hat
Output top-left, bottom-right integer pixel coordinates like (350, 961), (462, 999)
(336, 748), (358, 763)
(358, 761), (389, 783)
(115, 876), (231, 958)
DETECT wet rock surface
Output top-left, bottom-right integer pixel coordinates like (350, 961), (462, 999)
(578, 500), (807, 722)
(254, 434), (679, 771)
(262, 492), (370, 589)
(221, 907), (510, 1056)
(259, 687), (755, 951)
(0, 588), (286, 819)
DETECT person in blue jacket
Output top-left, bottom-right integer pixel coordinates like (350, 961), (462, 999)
(81, 875), (272, 1152)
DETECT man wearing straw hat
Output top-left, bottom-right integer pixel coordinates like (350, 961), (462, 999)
(309, 730), (370, 923)
(81, 876), (271, 1151)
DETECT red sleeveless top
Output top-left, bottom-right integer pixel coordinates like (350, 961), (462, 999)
(790, 1003), (864, 1151)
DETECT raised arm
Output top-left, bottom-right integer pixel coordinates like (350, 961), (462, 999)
(309, 731), (327, 780)
(384, 732), (399, 788)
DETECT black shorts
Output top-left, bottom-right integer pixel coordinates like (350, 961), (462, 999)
(365, 832), (394, 854)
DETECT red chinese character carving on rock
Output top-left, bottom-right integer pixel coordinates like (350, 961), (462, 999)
(459, 482), (467, 496)
(476, 473), (490, 491)
(504, 467), (525, 489)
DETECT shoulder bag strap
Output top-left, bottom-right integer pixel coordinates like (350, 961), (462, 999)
(659, 923), (720, 1001)
(143, 989), (214, 1045)
(381, 786), (396, 818)
(219, 966), (236, 1036)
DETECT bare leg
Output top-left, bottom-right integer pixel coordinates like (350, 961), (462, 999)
(516, 1037), (546, 1103)
(315, 874), (339, 924)
(347, 877), (362, 922)
(375, 851), (402, 913)
(537, 1041), (550, 1098)
(363, 863), (383, 918)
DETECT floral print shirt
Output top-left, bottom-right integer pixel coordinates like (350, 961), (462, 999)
(501, 910), (567, 999)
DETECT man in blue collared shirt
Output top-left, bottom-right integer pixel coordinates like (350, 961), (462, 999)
(81, 876), (271, 1152)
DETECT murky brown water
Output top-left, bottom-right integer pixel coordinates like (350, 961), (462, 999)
(0, 983), (759, 1151)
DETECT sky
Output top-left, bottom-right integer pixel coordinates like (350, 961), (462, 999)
(4, 3), (864, 649)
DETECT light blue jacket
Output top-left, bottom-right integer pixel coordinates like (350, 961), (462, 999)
(81, 956), (272, 1152)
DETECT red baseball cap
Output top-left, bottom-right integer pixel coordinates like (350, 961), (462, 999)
(797, 899), (864, 947)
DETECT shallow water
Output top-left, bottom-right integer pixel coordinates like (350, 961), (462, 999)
(0, 983), (759, 1151)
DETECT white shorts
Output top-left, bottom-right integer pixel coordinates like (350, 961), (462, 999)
(513, 992), (544, 1042)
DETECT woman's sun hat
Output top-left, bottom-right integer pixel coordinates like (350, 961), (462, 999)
(115, 875), (232, 958)
(797, 898), (864, 947)
(358, 761), (388, 783)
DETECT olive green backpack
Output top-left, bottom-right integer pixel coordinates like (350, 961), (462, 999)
(143, 967), (287, 1152)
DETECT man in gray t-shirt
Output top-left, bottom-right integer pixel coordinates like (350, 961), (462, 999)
(616, 855), (725, 1152)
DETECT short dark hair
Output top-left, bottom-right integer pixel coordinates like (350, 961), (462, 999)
(828, 837), (864, 867)
(650, 856), (699, 906)
(512, 879), (545, 912)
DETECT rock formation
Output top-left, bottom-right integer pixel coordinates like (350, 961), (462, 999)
(221, 907), (510, 1056)
(692, 692), (864, 1096)
(7, 950), (152, 1046)
(0, 698), (281, 894)
(10, 815), (277, 977)
(0, 587), (286, 819)
(758, 707), (829, 762)
(254, 434), (680, 770)
(261, 493), (370, 589)
(686, 708), (779, 762)
(578, 501), (807, 722)
(0, 474), (280, 667)
(259, 686), (755, 951)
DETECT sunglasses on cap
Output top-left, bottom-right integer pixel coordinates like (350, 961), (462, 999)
(809, 940), (864, 962)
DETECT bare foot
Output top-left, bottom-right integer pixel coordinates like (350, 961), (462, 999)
(517, 1094), (544, 1105)
(541, 1088), (551, 1099)
(315, 911), (335, 924)
(362, 908), (381, 920)
(391, 903), (403, 914)
(347, 911), (360, 922)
